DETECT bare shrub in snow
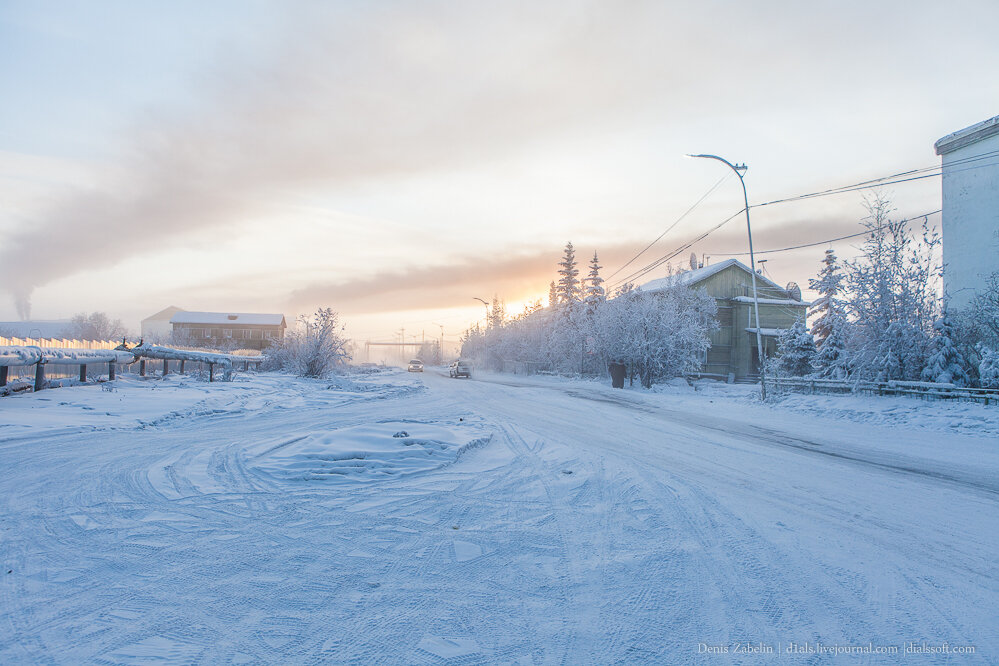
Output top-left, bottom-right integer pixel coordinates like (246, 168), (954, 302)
(264, 308), (350, 378)
(64, 312), (128, 341)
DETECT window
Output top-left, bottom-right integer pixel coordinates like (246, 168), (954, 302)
(223, 329), (233, 338)
(251, 329), (262, 340)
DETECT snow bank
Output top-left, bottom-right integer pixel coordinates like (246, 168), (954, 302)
(252, 421), (489, 483)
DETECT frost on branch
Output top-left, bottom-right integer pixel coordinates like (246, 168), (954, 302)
(265, 308), (350, 378)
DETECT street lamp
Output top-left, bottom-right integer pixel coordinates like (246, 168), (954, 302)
(686, 153), (767, 400)
(433, 322), (445, 364)
(473, 297), (489, 327)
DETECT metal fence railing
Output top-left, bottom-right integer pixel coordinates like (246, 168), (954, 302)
(765, 376), (999, 406)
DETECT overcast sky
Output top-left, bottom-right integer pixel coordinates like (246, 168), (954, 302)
(1, 0), (996, 342)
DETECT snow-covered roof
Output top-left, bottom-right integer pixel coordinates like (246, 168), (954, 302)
(639, 258), (785, 294)
(142, 306), (185, 323)
(745, 327), (788, 337)
(731, 296), (811, 307)
(935, 114), (999, 155)
(0, 320), (71, 338)
(170, 312), (286, 327)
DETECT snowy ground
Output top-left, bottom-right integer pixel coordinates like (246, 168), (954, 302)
(1, 368), (997, 663)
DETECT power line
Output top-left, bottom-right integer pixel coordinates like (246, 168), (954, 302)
(708, 209), (942, 257)
(753, 153), (999, 208)
(605, 173), (730, 281)
(606, 153), (999, 290)
(607, 209), (744, 289)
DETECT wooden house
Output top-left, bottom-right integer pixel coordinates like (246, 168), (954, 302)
(640, 259), (809, 381)
(170, 312), (287, 350)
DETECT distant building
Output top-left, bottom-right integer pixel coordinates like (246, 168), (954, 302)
(170, 312), (287, 350)
(0, 319), (71, 339)
(640, 259), (809, 381)
(934, 114), (999, 309)
(141, 306), (186, 341)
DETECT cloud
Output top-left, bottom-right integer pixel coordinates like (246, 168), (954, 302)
(2, 1), (712, 315)
(2, 0), (975, 318)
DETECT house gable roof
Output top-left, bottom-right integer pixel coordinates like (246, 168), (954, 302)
(638, 258), (786, 294)
(170, 312), (286, 327)
(142, 306), (185, 323)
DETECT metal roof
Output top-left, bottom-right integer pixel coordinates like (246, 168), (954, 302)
(638, 258), (786, 294)
(170, 312), (286, 326)
(935, 114), (999, 155)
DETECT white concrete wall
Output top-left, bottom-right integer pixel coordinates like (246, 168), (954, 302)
(941, 133), (999, 309)
(140, 319), (174, 342)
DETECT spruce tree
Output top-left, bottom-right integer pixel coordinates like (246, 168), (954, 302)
(775, 320), (816, 376)
(548, 281), (558, 308)
(812, 312), (850, 379)
(584, 251), (605, 313)
(488, 295), (506, 330)
(921, 313), (969, 386)
(808, 249), (845, 349)
(556, 242), (581, 305)
(979, 348), (999, 388)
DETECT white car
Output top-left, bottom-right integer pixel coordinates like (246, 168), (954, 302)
(448, 360), (471, 378)
(407, 359), (424, 372)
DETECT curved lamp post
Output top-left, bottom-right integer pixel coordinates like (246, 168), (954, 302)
(686, 153), (767, 400)
(473, 297), (489, 326)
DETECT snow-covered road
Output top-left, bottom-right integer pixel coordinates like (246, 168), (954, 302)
(1, 370), (996, 663)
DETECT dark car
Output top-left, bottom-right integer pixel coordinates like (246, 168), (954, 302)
(449, 360), (471, 378)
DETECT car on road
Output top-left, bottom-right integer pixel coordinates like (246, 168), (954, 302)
(408, 359), (424, 372)
(449, 360), (471, 378)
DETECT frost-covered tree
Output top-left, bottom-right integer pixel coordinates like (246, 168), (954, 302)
(488, 295), (506, 330)
(774, 320), (816, 377)
(593, 282), (717, 387)
(548, 281), (558, 309)
(459, 278), (716, 386)
(584, 251), (605, 313)
(920, 313), (969, 386)
(64, 312), (128, 341)
(265, 307), (350, 378)
(614, 282), (635, 297)
(811, 312), (851, 379)
(808, 249), (845, 349)
(556, 242), (581, 305)
(978, 348), (999, 389)
(845, 194), (940, 380)
(874, 321), (924, 382)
